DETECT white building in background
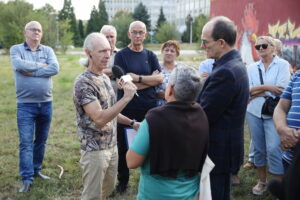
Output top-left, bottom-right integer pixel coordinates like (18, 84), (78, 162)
(104, 0), (210, 31)
(176, 0), (210, 33)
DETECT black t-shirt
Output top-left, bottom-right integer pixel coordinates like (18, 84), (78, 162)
(114, 47), (161, 111)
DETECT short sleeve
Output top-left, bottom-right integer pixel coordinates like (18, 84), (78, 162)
(130, 119), (150, 156)
(74, 80), (97, 106)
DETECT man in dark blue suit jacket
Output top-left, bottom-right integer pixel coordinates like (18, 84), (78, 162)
(197, 16), (249, 200)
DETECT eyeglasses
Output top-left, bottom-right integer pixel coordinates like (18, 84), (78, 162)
(130, 31), (145, 36)
(27, 28), (42, 33)
(255, 44), (269, 50)
(201, 39), (215, 48)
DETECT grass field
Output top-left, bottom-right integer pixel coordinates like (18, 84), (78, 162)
(0, 49), (276, 200)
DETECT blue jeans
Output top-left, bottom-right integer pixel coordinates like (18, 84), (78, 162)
(17, 102), (52, 183)
(246, 112), (284, 175)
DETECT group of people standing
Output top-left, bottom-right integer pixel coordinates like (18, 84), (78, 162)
(9, 14), (299, 200)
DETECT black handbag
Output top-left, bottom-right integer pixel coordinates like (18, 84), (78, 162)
(258, 67), (280, 116)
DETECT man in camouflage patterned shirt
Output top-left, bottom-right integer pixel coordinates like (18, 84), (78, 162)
(73, 33), (138, 200)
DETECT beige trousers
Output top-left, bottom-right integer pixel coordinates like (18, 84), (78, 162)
(80, 146), (118, 200)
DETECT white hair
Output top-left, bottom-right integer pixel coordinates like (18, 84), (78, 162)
(24, 21), (42, 30)
(128, 21), (147, 32)
(80, 32), (107, 67)
(100, 25), (117, 34)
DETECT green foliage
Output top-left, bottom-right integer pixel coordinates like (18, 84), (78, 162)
(78, 20), (84, 46)
(111, 10), (134, 48)
(132, 2), (151, 31)
(86, 0), (108, 35)
(156, 7), (166, 30)
(155, 23), (180, 43)
(59, 20), (73, 54)
(193, 14), (209, 42)
(0, 0), (35, 48)
(36, 4), (58, 49)
(182, 14), (209, 43)
(58, 0), (79, 46)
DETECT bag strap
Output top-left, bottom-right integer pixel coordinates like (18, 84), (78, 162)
(258, 67), (264, 85)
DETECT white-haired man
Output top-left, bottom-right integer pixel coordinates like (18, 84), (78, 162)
(73, 32), (139, 200)
(100, 25), (119, 94)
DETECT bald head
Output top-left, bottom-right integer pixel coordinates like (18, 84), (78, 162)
(129, 21), (147, 33)
(207, 16), (237, 47)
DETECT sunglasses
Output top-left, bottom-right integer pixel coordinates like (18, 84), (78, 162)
(255, 44), (268, 50)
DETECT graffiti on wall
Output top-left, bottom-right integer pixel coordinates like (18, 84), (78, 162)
(269, 20), (300, 68)
(238, 3), (300, 68)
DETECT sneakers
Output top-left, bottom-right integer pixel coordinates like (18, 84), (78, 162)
(252, 180), (267, 195)
(243, 161), (254, 169)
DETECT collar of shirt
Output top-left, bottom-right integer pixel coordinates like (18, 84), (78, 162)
(213, 49), (240, 69)
(23, 42), (42, 51)
(257, 55), (279, 72)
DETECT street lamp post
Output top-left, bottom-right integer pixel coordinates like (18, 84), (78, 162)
(186, 14), (193, 44)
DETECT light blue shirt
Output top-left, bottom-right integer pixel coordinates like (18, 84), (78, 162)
(247, 56), (290, 118)
(10, 42), (59, 103)
(198, 59), (214, 75)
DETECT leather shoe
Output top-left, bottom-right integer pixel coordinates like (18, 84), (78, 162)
(19, 182), (31, 193)
(116, 182), (127, 194)
(34, 172), (51, 180)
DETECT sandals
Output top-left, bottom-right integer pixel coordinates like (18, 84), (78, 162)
(252, 180), (267, 195)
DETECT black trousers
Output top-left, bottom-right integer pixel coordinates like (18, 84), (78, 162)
(117, 109), (147, 185)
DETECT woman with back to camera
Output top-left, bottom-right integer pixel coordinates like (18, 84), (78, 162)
(246, 36), (290, 195)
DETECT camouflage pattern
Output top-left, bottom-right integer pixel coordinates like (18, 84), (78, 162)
(73, 70), (117, 151)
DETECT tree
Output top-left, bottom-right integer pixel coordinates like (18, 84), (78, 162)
(0, 0), (37, 48)
(111, 10), (134, 47)
(58, 0), (80, 46)
(85, 1), (108, 35)
(182, 14), (209, 43)
(86, 6), (98, 35)
(78, 19), (84, 46)
(155, 23), (180, 43)
(97, 0), (108, 30)
(156, 7), (166, 30)
(36, 4), (58, 49)
(59, 19), (73, 54)
(132, 3), (151, 31)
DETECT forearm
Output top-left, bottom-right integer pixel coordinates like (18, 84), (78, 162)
(92, 97), (132, 127)
(138, 75), (163, 86)
(134, 82), (151, 90)
(250, 85), (267, 96)
(273, 99), (291, 134)
(31, 63), (59, 77)
(117, 113), (132, 126)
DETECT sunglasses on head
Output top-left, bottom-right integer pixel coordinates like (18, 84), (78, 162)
(255, 44), (268, 50)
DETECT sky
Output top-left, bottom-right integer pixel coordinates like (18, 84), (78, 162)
(2, 0), (99, 20)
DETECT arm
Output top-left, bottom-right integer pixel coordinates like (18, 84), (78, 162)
(273, 98), (299, 150)
(83, 81), (137, 127)
(31, 47), (59, 77)
(10, 45), (44, 72)
(126, 119), (149, 169)
(250, 84), (284, 96)
(199, 69), (236, 124)
(128, 71), (163, 87)
(117, 113), (140, 131)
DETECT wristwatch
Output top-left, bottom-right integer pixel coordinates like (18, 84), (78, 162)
(130, 119), (136, 127)
(138, 75), (142, 83)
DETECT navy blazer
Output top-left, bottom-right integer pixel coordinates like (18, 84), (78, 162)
(197, 50), (249, 174)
